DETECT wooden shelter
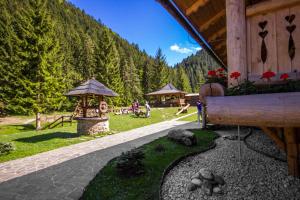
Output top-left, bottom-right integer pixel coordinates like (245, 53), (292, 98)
(185, 93), (200, 106)
(146, 83), (187, 107)
(66, 79), (118, 135)
(158, 0), (300, 177)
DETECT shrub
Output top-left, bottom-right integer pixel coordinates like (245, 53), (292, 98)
(116, 148), (145, 177)
(0, 142), (15, 155)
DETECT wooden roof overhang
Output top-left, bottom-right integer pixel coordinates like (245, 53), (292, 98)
(158, 0), (300, 69)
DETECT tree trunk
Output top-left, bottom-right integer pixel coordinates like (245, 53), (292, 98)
(36, 112), (41, 130)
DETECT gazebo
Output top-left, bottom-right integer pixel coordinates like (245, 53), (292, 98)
(66, 78), (118, 135)
(146, 83), (187, 107)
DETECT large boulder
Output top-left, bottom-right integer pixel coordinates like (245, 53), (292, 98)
(167, 129), (197, 146)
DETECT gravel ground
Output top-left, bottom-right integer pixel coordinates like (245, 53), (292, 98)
(161, 128), (300, 200)
(245, 129), (286, 161)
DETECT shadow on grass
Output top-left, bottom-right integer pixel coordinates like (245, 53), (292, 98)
(15, 132), (80, 143)
(11, 124), (36, 131)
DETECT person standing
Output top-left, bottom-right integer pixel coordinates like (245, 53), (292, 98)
(145, 101), (151, 118)
(196, 100), (202, 127)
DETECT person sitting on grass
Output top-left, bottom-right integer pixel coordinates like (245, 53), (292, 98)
(145, 101), (151, 118)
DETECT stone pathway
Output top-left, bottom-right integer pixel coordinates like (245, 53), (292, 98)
(0, 118), (199, 200)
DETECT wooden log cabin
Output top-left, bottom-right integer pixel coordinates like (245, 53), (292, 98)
(158, 0), (300, 177)
(146, 83), (186, 107)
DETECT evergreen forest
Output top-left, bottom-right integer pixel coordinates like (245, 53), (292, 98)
(0, 0), (219, 115)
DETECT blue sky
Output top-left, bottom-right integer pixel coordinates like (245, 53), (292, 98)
(68, 0), (201, 66)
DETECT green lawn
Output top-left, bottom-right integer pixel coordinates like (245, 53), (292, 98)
(179, 112), (198, 122)
(81, 129), (216, 200)
(0, 107), (195, 163)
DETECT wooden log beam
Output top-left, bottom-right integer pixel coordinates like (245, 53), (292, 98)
(198, 9), (226, 31)
(206, 92), (300, 127)
(246, 0), (300, 17)
(207, 27), (226, 42)
(226, 0), (247, 86)
(186, 0), (209, 15)
(214, 40), (226, 50)
(260, 127), (286, 151)
(284, 127), (300, 177)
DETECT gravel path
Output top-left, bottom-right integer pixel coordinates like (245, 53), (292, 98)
(245, 129), (286, 161)
(161, 128), (300, 200)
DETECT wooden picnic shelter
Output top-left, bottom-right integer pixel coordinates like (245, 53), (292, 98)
(146, 83), (187, 107)
(158, 0), (300, 177)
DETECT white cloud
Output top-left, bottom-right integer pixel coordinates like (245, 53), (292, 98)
(193, 47), (202, 51)
(170, 44), (193, 54)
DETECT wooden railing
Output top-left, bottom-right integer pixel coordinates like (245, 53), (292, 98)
(42, 115), (73, 130)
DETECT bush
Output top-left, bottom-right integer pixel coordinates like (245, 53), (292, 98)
(0, 142), (15, 155)
(116, 148), (145, 177)
(154, 144), (165, 152)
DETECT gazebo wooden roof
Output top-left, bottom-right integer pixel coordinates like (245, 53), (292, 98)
(146, 83), (187, 96)
(66, 79), (118, 97)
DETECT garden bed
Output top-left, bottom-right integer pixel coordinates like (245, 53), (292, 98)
(80, 129), (216, 200)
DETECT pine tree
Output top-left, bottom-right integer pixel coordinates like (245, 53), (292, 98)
(7, 0), (65, 128)
(153, 48), (168, 89)
(177, 66), (192, 92)
(96, 28), (123, 105)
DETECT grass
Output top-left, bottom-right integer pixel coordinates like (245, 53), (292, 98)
(81, 129), (216, 200)
(179, 112), (198, 122)
(0, 107), (195, 163)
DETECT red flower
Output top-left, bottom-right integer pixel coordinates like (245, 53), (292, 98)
(280, 73), (289, 80)
(218, 73), (225, 78)
(217, 68), (224, 72)
(230, 71), (241, 80)
(208, 70), (216, 77)
(261, 71), (276, 80)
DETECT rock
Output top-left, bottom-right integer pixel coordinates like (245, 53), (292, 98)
(167, 129), (197, 146)
(202, 181), (213, 196)
(191, 178), (202, 186)
(191, 172), (200, 179)
(187, 183), (197, 191)
(214, 175), (225, 185)
(213, 186), (222, 194)
(199, 168), (214, 180)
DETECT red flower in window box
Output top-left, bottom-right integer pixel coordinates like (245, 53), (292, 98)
(208, 70), (217, 77)
(261, 71), (276, 81)
(230, 71), (241, 80)
(218, 73), (225, 78)
(280, 73), (289, 80)
(217, 68), (224, 72)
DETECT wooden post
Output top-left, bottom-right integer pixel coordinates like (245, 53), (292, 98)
(226, 0), (247, 86)
(284, 127), (299, 177)
(82, 95), (87, 118)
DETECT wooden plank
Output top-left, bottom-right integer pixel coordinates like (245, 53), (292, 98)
(226, 0), (247, 86)
(276, 8), (292, 73)
(247, 18), (252, 75)
(246, 0), (300, 17)
(199, 9), (226, 31)
(284, 127), (299, 177)
(250, 15), (264, 76)
(260, 127), (286, 151)
(186, 0), (209, 15)
(207, 27), (226, 42)
(291, 5), (300, 72)
(263, 12), (278, 73)
(206, 92), (300, 127)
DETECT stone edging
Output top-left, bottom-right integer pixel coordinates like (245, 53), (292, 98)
(158, 131), (219, 200)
